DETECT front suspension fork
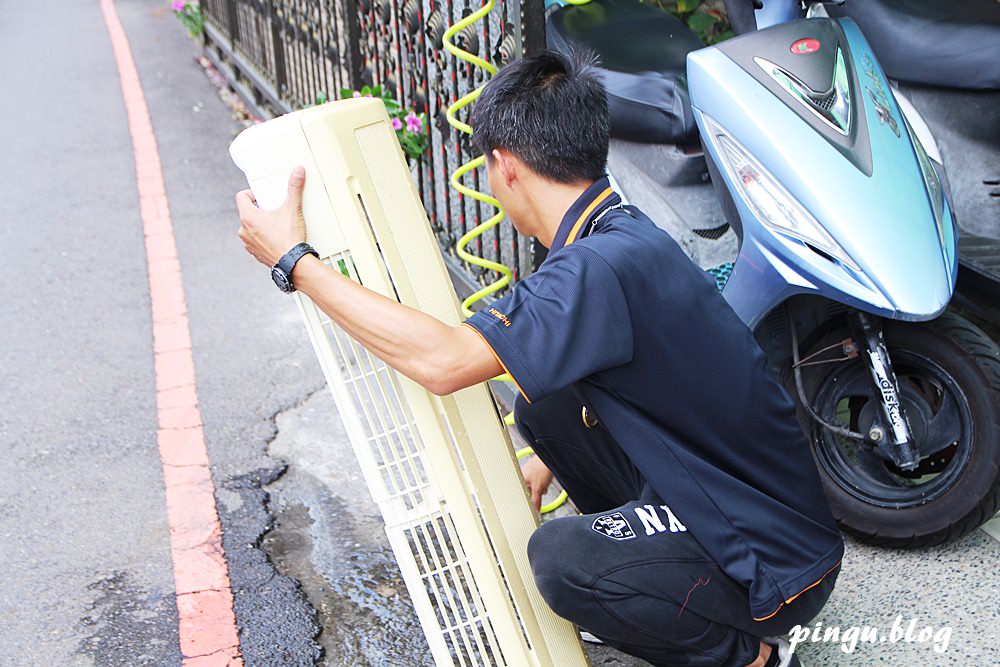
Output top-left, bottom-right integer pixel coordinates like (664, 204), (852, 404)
(851, 312), (920, 471)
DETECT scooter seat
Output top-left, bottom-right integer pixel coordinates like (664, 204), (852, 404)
(828, 0), (1000, 90)
(547, 0), (702, 143)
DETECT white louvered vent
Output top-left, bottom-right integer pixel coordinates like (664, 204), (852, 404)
(230, 99), (588, 667)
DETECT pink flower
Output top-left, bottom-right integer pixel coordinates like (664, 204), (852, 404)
(391, 117), (403, 131)
(404, 111), (422, 133)
(171, 0), (186, 11)
(352, 91), (361, 98)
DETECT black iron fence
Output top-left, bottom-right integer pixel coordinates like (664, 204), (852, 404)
(202, 0), (546, 294)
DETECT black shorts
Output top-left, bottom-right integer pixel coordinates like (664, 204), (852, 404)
(516, 388), (838, 667)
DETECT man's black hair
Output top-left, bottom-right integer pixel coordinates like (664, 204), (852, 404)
(470, 50), (609, 184)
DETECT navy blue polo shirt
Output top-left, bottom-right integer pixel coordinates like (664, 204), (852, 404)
(464, 177), (844, 621)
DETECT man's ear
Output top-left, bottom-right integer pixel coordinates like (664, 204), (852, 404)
(492, 149), (517, 189)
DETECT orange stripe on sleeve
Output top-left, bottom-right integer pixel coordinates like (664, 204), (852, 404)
(461, 322), (532, 403)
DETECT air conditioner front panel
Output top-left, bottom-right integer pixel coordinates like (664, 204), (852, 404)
(230, 98), (589, 667)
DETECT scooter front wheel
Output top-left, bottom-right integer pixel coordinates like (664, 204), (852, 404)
(792, 311), (1000, 548)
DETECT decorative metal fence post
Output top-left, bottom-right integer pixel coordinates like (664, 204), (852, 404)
(267, 2), (287, 99)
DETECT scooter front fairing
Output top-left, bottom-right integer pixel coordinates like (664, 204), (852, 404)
(687, 18), (958, 331)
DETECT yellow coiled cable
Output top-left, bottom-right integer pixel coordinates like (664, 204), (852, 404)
(443, 1), (567, 514)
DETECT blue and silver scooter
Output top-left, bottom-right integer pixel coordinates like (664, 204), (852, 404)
(545, 0), (1000, 547)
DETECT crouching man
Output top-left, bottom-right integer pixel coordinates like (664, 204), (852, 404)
(235, 51), (843, 667)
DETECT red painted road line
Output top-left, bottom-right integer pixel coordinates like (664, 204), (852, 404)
(99, 2), (243, 665)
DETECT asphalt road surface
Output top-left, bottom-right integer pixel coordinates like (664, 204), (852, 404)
(1, 1), (322, 664)
(1, 2), (997, 666)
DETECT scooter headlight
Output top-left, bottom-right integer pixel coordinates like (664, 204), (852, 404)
(903, 115), (947, 247)
(706, 117), (860, 272)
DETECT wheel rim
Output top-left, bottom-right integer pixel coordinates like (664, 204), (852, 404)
(811, 348), (974, 508)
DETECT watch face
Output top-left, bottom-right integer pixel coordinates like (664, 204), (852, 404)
(271, 266), (292, 293)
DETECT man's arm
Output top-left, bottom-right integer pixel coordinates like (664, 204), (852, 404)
(291, 255), (501, 395)
(236, 168), (502, 396)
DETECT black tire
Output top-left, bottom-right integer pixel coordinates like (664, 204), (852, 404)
(789, 310), (1000, 548)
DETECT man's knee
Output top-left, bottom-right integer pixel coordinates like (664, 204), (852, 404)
(527, 518), (593, 622)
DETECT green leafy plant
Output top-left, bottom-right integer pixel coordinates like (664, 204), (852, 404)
(643, 0), (734, 44)
(338, 85), (429, 165)
(171, 1), (204, 38)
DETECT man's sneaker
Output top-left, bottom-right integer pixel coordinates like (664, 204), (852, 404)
(763, 636), (802, 667)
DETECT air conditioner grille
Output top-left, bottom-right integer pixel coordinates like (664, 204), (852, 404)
(311, 253), (508, 663)
(231, 100), (589, 666)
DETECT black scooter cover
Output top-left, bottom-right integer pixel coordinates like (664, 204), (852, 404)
(547, 0), (703, 143)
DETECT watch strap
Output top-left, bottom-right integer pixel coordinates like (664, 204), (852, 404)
(275, 242), (319, 289)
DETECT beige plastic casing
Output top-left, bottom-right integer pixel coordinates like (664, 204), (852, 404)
(229, 98), (589, 667)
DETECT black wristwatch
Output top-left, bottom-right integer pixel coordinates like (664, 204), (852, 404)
(271, 242), (319, 293)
